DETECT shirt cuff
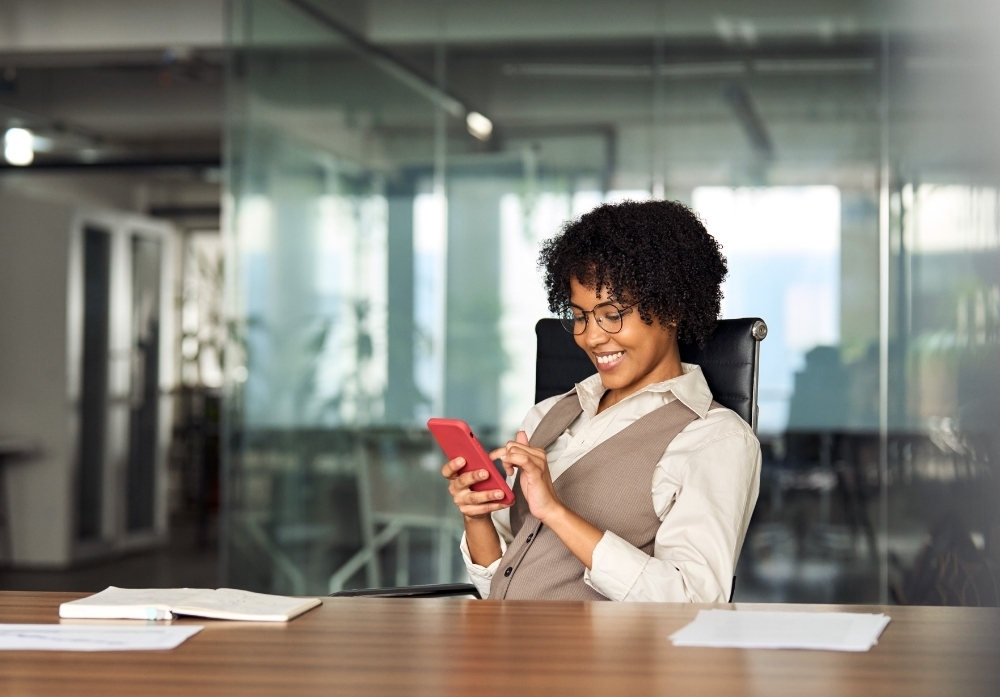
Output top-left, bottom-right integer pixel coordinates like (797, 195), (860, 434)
(460, 531), (507, 599)
(583, 531), (650, 601)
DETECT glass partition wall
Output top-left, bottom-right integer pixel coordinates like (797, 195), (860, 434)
(223, 0), (1000, 604)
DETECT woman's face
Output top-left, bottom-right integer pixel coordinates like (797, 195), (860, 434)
(569, 277), (681, 398)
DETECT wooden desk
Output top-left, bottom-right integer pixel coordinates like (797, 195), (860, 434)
(0, 592), (997, 696)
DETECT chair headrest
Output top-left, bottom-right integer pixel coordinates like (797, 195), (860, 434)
(535, 317), (766, 430)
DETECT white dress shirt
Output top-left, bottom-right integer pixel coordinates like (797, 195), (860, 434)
(460, 363), (761, 602)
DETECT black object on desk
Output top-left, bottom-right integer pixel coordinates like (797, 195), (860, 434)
(331, 583), (481, 599)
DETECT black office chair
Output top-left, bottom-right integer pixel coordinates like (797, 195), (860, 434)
(330, 317), (767, 600)
(535, 317), (766, 432)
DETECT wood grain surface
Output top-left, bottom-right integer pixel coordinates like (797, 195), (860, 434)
(0, 592), (997, 696)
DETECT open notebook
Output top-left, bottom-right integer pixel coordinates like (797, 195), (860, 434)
(59, 587), (321, 622)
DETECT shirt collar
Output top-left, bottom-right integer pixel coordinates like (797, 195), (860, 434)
(574, 363), (713, 419)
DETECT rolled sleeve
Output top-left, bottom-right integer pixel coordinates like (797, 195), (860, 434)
(460, 532), (507, 599)
(589, 427), (760, 603)
(460, 506), (513, 600)
(584, 531), (650, 601)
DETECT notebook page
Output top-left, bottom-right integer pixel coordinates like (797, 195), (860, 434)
(59, 587), (210, 620)
(171, 588), (321, 622)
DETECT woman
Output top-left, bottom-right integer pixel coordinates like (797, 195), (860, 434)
(441, 199), (761, 602)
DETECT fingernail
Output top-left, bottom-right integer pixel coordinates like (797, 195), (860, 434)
(494, 491), (503, 499)
(480, 470), (488, 478)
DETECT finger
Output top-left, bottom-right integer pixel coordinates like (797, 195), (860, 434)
(504, 448), (546, 472)
(441, 457), (466, 479)
(460, 501), (512, 517)
(504, 442), (537, 458)
(506, 441), (546, 460)
(516, 430), (529, 445)
(461, 488), (508, 506)
(448, 468), (491, 497)
(457, 468), (490, 489)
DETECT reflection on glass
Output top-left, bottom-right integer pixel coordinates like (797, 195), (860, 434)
(413, 191), (447, 422)
(223, 0), (1000, 605)
(888, 183), (1000, 606)
(694, 186), (842, 433)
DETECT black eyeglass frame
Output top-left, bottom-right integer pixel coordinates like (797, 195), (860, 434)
(560, 301), (638, 335)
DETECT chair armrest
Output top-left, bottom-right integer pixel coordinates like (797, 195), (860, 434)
(328, 583), (481, 599)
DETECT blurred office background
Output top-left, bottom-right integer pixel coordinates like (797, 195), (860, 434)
(0, 0), (997, 605)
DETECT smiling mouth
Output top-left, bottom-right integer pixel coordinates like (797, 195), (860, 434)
(595, 351), (625, 369)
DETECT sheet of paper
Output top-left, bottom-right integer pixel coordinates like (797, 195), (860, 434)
(669, 610), (891, 652)
(0, 624), (203, 651)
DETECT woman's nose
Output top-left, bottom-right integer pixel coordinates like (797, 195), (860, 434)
(582, 316), (607, 346)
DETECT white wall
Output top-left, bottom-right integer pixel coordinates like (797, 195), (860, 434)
(0, 190), (76, 565)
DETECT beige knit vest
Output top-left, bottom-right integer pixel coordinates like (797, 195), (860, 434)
(488, 392), (719, 601)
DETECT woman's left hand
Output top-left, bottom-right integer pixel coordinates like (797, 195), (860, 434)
(490, 431), (564, 523)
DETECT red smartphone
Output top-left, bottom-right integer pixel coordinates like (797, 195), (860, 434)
(427, 418), (515, 507)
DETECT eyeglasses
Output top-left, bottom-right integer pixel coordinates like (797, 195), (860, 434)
(560, 302), (636, 335)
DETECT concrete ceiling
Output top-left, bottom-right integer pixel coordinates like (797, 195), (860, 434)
(0, 0), (225, 53)
(0, 0), (996, 190)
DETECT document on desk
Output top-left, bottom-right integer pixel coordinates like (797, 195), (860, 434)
(670, 610), (891, 652)
(0, 624), (202, 651)
(59, 587), (321, 622)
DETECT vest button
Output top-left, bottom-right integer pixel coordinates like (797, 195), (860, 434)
(525, 534), (533, 543)
(504, 567), (513, 577)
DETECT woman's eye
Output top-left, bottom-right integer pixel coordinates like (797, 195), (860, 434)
(602, 312), (622, 322)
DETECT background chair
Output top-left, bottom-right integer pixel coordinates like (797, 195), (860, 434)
(330, 317), (767, 599)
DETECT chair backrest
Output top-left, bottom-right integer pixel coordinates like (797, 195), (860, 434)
(534, 317), (767, 432)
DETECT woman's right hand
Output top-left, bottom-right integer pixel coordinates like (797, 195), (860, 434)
(441, 457), (512, 520)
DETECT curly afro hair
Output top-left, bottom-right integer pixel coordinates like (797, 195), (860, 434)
(538, 199), (727, 346)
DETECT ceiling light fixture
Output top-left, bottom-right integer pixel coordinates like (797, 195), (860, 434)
(466, 112), (493, 141)
(4, 127), (34, 166)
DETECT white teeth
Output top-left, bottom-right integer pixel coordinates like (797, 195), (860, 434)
(596, 351), (624, 365)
